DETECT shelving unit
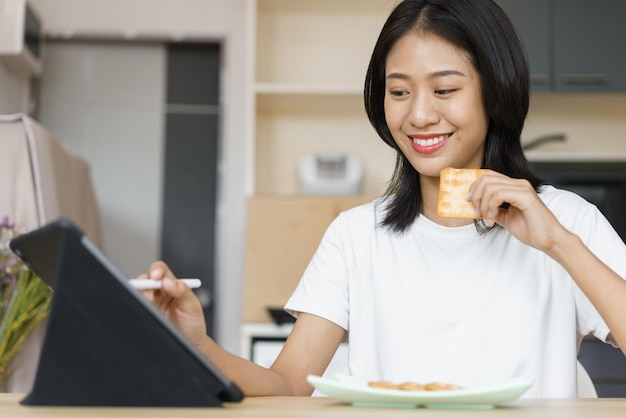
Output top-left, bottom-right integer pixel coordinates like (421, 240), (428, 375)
(247, 0), (397, 196)
(246, 0), (626, 197)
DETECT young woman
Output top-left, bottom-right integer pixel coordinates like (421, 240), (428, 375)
(144, 0), (626, 397)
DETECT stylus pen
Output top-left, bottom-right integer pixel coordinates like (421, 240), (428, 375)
(128, 278), (202, 290)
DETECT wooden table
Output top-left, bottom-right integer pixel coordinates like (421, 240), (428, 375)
(1, 394), (625, 417)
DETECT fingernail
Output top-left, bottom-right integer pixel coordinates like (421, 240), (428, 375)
(149, 268), (163, 279)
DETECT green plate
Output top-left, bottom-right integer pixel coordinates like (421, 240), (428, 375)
(307, 373), (534, 409)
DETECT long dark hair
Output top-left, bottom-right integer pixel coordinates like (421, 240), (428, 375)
(364, 0), (542, 233)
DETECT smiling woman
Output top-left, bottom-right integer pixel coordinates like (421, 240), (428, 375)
(140, 0), (626, 400)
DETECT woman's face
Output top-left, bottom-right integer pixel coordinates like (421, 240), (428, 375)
(384, 32), (489, 180)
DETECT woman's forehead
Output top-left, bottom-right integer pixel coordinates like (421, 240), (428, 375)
(385, 32), (476, 77)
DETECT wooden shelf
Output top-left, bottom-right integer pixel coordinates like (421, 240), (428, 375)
(249, 0), (396, 195)
(255, 83), (363, 96)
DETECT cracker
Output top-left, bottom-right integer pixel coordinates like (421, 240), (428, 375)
(424, 382), (465, 391)
(367, 381), (398, 389)
(368, 379), (463, 391)
(437, 167), (486, 219)
(397, 381), (426, 391)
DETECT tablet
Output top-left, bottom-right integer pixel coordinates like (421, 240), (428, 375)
(10, 218), (244, 406)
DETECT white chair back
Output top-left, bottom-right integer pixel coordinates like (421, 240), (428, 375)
(577, 360), (598, 398)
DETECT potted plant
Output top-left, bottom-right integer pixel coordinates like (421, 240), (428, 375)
(0, 216), (52, 390)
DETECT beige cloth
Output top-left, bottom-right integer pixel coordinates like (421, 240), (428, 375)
(0, 113), (103, 392)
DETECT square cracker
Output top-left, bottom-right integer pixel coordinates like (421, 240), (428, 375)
(437, 167), (486, 219)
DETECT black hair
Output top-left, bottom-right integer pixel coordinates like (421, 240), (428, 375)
(364, 0), (543, 233)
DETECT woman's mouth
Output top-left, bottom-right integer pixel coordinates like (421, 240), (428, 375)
(410, 134), (451, 154)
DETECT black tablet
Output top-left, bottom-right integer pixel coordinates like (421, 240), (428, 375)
(10, 218), (244, 407)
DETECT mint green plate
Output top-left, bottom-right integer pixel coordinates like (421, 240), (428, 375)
(307, 374), (533, 409)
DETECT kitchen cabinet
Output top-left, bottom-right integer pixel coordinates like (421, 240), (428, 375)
(494, 0), (551, 90)
(497, 0), (626, 91)
(552, 0), (626, 91)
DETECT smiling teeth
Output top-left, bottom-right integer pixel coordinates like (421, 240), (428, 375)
(413, 135), (448, 146)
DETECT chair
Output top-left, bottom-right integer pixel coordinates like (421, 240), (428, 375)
(0, 113), (103, 393)
(577, 360), (598, 398)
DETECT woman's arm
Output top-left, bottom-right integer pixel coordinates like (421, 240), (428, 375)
(544, 230), (626, 352)
(468, 171), (626, 354)
(143, 261), (346, 396)
(194, 312), (345, 396)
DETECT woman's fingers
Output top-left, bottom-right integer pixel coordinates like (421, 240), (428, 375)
(149, 261), (176, 280)
(161, 277), (204, 315)
(137, 261), (179, 308)
(467, 172), (529, 222)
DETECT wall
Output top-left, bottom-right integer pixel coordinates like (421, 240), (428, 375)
(37, 41), (167, 279)
(28, 0), (249, 354)
(0, 0), (29, 113)
(524, 93), (626, 159)
(0, 61), (29, 113)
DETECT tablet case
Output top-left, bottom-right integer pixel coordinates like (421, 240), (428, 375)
(10, 218), (243, 406)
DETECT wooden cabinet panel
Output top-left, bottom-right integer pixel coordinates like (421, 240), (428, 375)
(242, 195), (372, 322)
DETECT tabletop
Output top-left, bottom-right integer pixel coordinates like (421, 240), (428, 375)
(1, 393), (626, 417)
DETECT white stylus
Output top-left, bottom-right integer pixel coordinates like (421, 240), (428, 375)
(128, 278), (201, 290)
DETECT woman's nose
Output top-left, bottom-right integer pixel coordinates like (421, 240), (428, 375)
(407, 93), (440, 127)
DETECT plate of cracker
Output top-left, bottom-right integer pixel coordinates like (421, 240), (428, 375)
(306, 373), (533, 409)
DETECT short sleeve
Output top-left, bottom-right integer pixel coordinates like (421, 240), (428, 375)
(570, 204), (626, 346)
(284, 214), (350, 331)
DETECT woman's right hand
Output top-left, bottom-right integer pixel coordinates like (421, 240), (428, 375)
(140, 261), (209, 350)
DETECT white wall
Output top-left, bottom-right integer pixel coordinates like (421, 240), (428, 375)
(0, 0), (29, 113)
(38, 41), (167, 278)
(0, 61), (29, 113)
(29, 0), (249, 354)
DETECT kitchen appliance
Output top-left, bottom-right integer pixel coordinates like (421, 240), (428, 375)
(298, 153), (364, 196)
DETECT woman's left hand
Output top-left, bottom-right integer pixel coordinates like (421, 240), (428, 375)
(467, 170), (569, 254)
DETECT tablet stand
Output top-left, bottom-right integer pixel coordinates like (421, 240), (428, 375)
(20, 225), (232, 406)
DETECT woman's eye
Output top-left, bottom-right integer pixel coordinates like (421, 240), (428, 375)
(388, 90), (408, 97)
(435, 88), (458, 95)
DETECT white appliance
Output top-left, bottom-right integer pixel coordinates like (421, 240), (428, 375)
(298, 153), (364, 195)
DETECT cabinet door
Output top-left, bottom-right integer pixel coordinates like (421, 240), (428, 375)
(553, 0), (626, 91)
(495, 0), (552, 90)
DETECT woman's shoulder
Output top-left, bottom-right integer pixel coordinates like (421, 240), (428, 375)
(538, 184), (602, 228)
(538, 184), (595, 210)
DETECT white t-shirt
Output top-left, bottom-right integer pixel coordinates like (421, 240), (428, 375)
(285, 186), (625, 397)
